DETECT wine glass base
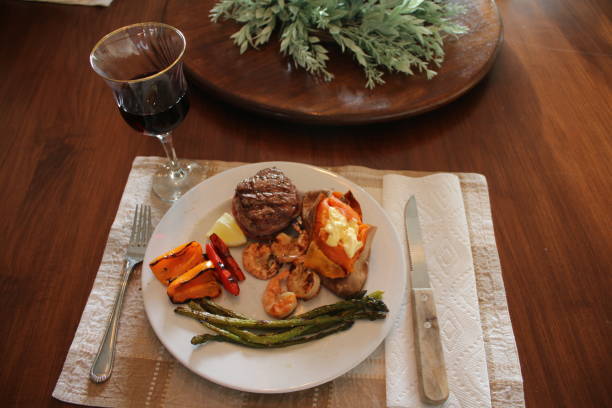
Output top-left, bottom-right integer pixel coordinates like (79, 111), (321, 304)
(152, 161), (204, 202)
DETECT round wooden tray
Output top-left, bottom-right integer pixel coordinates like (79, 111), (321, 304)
(165, 0), (502, 124)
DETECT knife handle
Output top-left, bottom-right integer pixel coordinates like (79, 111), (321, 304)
(412, 288), (449, 404)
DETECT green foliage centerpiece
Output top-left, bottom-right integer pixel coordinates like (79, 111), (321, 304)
(210, 0), (468, 88)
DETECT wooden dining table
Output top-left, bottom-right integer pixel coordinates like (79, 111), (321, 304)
(0, 0), (610, 406)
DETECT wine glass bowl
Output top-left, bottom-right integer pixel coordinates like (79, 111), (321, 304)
(90, 22), (203, 202)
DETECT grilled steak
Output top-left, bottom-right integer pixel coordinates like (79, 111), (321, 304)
(232, 167), (300, 239)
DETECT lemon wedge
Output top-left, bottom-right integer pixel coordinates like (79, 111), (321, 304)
(206, 212), (247, 247)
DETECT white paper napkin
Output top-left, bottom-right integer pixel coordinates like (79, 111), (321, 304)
(383, 173), (491, 408)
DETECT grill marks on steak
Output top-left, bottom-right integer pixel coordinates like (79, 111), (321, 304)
(232, 167), (300, 239)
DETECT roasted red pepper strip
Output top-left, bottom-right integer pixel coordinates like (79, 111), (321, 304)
(209, 233), (246, 281)
(205, 243), (240, 296)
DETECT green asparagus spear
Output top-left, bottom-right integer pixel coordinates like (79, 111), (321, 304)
(344, 290), (367, 300)
(368, 290), (384, 300)
(191, 333), (236, 345)
(196, 319), (248, 345)
(197, 299), (249, 319)
(187, 302), (317, 343)
(293, 301), (362, 319)
(218, 323), (314, 345)
(192, 321), (355, 348)
(175, 307), (355, 329)
(188, 300), (206, 313)
(294, 296), (388, 319)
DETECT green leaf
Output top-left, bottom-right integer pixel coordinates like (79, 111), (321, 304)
(328, 24), (341, 35)
(240, 41), (249, 54)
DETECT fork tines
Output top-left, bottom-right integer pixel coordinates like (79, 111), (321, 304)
(130, 204), (153, 246)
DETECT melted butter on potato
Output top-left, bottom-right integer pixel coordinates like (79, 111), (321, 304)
(323, 206), (363, 259)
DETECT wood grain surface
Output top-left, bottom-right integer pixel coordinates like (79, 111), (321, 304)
(0, 0), (611, 407)
(165, 0), (502, 124)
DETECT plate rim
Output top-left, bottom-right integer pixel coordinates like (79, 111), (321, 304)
(141, 161), (407, 393)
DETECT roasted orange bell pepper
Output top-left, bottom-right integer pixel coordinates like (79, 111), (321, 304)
(149, 241), (205, 285)
(166, 261), (220, 303)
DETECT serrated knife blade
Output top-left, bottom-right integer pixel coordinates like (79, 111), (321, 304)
(404, 196), (449, 404)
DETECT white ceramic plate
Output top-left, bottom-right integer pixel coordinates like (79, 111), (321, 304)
(142, 161), (407, 393)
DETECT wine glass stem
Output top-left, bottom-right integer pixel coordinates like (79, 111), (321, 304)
(153, 132), (184, 177)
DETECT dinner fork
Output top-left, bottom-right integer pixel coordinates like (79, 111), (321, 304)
(90, 204), (153, 383)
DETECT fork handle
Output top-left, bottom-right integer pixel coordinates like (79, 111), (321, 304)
(89, 259), (138, 383)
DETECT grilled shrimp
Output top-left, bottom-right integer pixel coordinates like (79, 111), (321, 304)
(242, 242), (280, 280)
(271, 221), (309, 263)
(262, 269), (298, 318)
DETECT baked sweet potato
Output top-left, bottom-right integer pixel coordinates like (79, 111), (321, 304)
(303, 240), (347, 279)
(312, 195), (373, 274)
(166, 260), (221, 303)
(149, 241), (205, 286)
(319, 226), (376, 298)
(302, 190), (376, 297)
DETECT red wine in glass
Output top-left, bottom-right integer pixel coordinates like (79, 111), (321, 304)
(118, 72), (190, 135)
(120, 92), (189, 134)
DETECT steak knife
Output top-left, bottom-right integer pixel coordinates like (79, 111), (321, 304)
(404, 196), (449, 404)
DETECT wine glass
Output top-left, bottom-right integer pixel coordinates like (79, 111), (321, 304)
(90, 22), (204, 202)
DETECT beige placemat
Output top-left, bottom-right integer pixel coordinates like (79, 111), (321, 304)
(53, 157), (524, 407)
